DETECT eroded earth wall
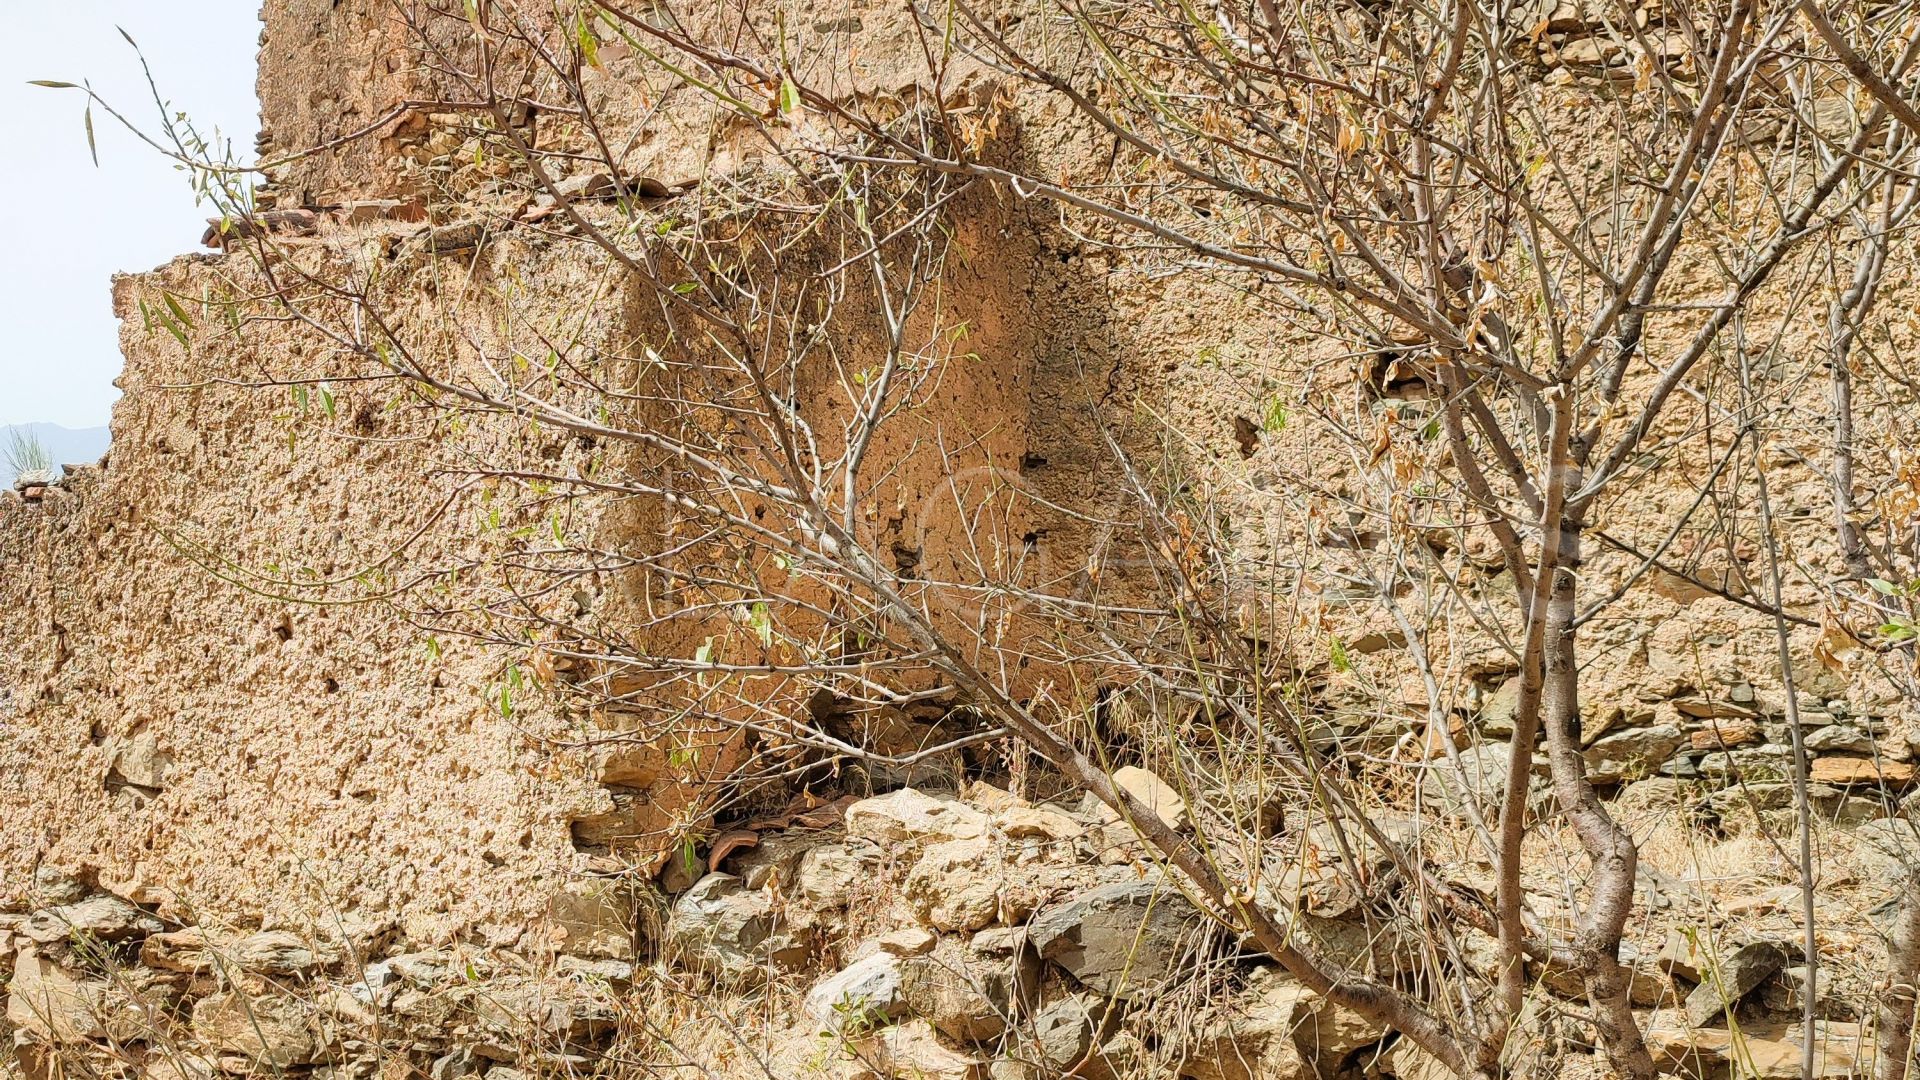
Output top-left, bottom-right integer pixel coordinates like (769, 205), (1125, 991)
(0, 0), (1078, 943)
(6, 0), (1920, 988)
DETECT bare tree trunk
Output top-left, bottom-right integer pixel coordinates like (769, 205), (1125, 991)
(1829, 355), (1873, 580)
(1883, 875), (1920, 1080)
(1748, 378), (1822, 1080)
(1545, 559), (1652, 1079)
(1826, 203), (1891, 583)
(1538, 432), (1655, 1080)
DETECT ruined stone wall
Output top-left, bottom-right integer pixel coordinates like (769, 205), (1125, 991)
(7, 0), (1920, 1006)
(0, 3), (1075, 944)
(0, 242), (619, 944)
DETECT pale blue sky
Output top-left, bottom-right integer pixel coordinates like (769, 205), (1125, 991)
(0, 1), (260, 428)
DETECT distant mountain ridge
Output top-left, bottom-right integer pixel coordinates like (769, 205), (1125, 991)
(2, 423), (111, 488)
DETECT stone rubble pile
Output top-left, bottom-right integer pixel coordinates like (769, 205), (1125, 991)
(6, 771), (1906, 1079)
(2, 865), (631, 1080)
(654, 779), (1888, 1080)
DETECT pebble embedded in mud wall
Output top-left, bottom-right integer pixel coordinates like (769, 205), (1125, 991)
(10, 772), (1903, 1080)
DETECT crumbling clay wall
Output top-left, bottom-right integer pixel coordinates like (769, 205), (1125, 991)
(0, 116), (1073, 953)
(0, 242), (622, 945)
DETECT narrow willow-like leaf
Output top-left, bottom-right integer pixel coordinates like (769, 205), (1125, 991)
(162, 291), (195, 331)
(576, 11), (602, 70)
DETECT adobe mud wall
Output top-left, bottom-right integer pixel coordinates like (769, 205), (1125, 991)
(0, 243), (623, 942)
(0, 59), (1092, 944)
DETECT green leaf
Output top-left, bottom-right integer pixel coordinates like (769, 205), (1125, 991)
(1868, 578), (1899, 595)
(778, 77), (801, 115)
(750, 601), (772, 647)
(156, 308), (189, 349)
(499, 683), (514, 718)
(83, 103), (97, 167)
(1880, 622), (1917, 642)
(162, 291), (195, 330)
(1328, 635), (1351, 673)
(576, 11), (603, 69)
(29, 80), (79, 89)
(1262, 396), (1288, 433)
(318, 383), (336, 418)
(671, 281), (700, 294)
